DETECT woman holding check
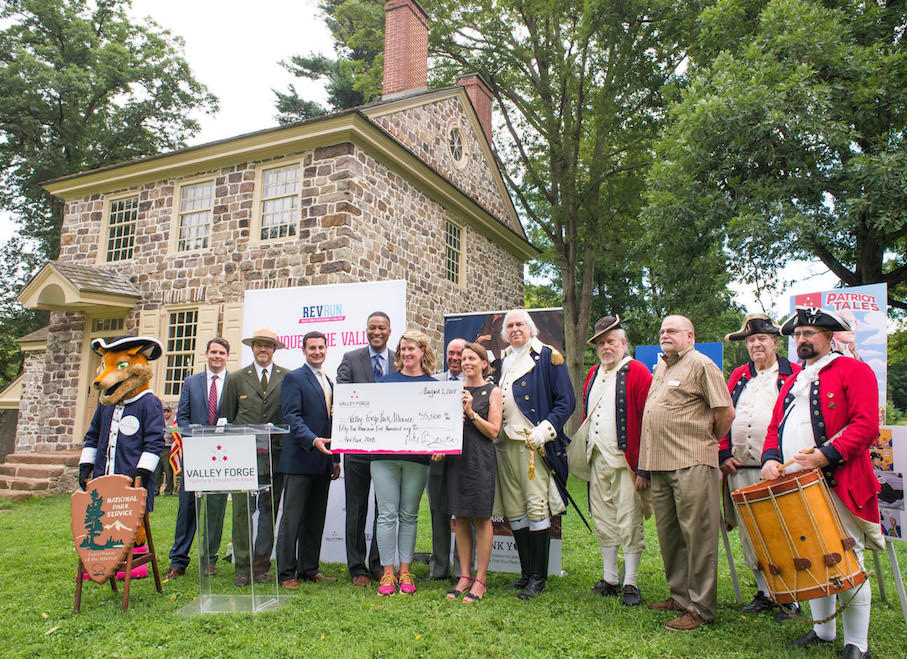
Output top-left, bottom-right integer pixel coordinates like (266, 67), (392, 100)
(445, 343), (502, 603)
(373, 329), (437, 596)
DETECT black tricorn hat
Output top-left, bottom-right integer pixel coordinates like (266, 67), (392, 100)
(91, 335), (163, 360)
(725, 313), (781, 341)
(588, 315), (623, 345)
(780, 306), (853, 336)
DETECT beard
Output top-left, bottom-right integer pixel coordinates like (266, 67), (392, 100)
(797, 343), (820, 360)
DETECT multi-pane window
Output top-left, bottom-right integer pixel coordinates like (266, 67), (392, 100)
(164, 309), (198, 396)
(92, 318), (125, 333)
(448, 127), (464, 163)
(177, 181), (214, 251)
(260, 164), (299, 240)
(105, 197), (138, 261)
(445, 220), (463, 284)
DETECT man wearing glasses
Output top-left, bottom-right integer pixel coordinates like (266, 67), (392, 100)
(639, 315), (735, 631)
(762, 307), (882, 659)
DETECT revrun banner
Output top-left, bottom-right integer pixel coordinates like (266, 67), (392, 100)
(241, 280), (407, 377)
(243, 280), (406, 564)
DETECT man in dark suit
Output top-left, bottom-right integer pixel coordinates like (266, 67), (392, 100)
(276, 331), (341, 589)
(336, 311), (396, 586)
(221, 328), (289, 586)
(164, 337), (230, 580)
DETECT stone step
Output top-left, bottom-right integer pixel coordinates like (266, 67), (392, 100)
(0, 475), (50, 491)
(0, 463), (66, 479)
(4, 451), (81, 467)
(0, 490), (33, 502)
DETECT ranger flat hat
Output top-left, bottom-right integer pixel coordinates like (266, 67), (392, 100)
(241, 327), (286, 349)
(780, 306), (852, 335)
(588, 315), (623, 345)
(91, 335), (163, 360)
(725, 313), (781, 341)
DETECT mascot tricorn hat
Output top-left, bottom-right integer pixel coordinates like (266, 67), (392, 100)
(91, 335), (163, 360)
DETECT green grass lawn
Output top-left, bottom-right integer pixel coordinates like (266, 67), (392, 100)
(1, 481), (906, 658)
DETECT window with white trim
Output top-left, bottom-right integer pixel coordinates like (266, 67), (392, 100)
(105, 196), (138, 262)
(259, 163), (299, 240)
(164, 309), (198, 396)
(176, 181), (214, 251)
(444, 220), (463, 285)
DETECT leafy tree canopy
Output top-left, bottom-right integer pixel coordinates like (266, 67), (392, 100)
(645, 0), (907, 312)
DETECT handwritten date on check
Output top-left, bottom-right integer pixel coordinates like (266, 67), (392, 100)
(331, 381), (464, 454)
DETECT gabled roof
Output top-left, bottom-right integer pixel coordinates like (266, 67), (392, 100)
(18, 261), (140, 312)
(42, 87), (536, 260)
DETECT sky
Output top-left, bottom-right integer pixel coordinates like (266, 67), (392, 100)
(2, 0), (840, 319)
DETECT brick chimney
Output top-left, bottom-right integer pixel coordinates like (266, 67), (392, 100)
(382, 0), (430, 99)
(457, 74), (494, 143)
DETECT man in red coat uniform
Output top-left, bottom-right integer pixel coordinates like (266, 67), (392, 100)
(762, 307), (883, 659)
(720, 313), (800, 619)
(569, 316), (652, 606)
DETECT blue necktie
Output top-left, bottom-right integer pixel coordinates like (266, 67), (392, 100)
(373, 355), (383, 381)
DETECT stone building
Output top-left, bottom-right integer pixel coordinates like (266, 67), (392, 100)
(1, 0), (533, 459)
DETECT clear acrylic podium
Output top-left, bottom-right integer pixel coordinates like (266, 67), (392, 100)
(174, 423), (289, 616)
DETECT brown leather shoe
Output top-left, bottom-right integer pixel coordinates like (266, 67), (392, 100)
(204, 565), (218, 577)
(647, 597), (685, 611)
(666, 610), (705, 631)
(233, 573), (251, 587)
(280, 579), (300, 590)
(254, 571), (272, 584)
(352, 574), (371, 587)
(164, 566), (185, 580)
(306, 573), (338, 582)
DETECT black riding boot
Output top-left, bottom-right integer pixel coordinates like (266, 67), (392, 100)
(518, 528), (550, 600)
(509, 527), (531, 589)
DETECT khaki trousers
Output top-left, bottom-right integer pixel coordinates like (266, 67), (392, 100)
(651, 465), (720, 621)
(589, 451), (645, 552)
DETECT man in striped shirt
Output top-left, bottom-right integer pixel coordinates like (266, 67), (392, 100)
(639, 315), (734, 631)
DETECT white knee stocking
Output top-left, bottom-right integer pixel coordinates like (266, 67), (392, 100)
(600, 544), (618, 584)
(623, 551), (641, 587)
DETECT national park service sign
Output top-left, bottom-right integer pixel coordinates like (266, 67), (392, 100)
(71, 475), (146, 583)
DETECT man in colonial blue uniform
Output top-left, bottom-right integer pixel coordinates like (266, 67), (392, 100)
(494, 309), (575, 600)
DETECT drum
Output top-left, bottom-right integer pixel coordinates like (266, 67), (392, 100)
(731, 468), (865, 604)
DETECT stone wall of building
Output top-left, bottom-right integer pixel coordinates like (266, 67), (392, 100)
(24, 97), (526, 452)
(16, 312), (84, 452)
(372, 96), (523, 235)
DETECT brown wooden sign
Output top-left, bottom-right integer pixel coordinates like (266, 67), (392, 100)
(71, 475), (147, 584)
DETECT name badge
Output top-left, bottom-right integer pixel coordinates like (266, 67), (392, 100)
(667, 380), (680, 387)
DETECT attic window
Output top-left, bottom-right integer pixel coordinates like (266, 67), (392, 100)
(448, 126), (464, 164)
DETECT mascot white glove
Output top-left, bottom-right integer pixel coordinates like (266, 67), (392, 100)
(527, 420), (557, 449)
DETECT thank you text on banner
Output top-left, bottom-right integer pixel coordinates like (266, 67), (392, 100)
(331, 382), (463, 454)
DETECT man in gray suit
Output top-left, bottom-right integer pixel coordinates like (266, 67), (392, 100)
(336, 311), (396, 586)
(164, 337), (230, 579)
(222, 328), (289, 586)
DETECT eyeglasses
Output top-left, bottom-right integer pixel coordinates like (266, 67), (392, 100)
(792, 330), (824, 339)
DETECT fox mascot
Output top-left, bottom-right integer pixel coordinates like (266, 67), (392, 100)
(78, 335), (165, 578)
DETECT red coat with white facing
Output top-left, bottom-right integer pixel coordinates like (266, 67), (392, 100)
(762, 355), (881, 523)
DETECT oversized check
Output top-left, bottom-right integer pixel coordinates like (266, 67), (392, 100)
(331, 381), (463, 454)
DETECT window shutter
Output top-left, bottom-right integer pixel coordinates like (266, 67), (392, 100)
(137, 309), (164, 386)
(222, 301), (244, 372)
(194, 304), (220, 372)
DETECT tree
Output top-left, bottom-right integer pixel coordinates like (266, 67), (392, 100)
(645, 0), (907, 311)
(431, 0), (729, 408)
(0, 0), (217, 388)
(275, 0), (385, 122)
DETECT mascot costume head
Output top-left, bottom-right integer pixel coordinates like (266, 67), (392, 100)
(92, 335), (163, 405)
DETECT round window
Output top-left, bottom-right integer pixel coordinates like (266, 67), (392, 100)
(448, 126), (464, 163)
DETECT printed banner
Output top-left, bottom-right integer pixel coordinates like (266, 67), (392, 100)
(875, 427), (906, 541)
(182, 434), (258, 491)
(790, 283), (887, 419)
(242, 280), (407, 377)
(331, 382), (463, 454)
(636, 342), (723, 374)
